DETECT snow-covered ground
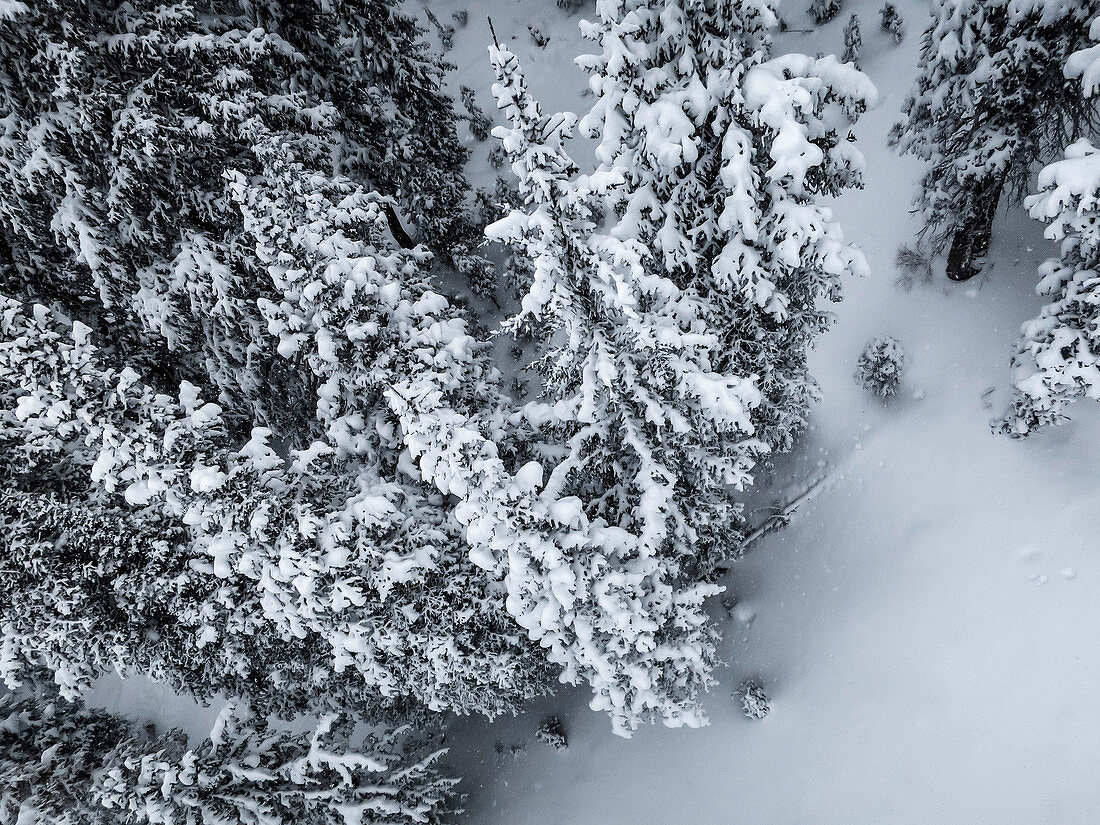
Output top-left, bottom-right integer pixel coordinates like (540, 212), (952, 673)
(434, 1), (1100, 823)
(85, 1), (1100, 821)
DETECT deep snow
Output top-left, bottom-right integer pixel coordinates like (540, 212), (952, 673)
(88, 0), (1100, 822)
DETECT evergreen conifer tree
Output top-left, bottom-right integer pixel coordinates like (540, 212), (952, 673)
(894, 0), (1099, 281)
(880, 3), (904, 43)
(1001, 16), (1100, 435)
(567, 0), (875, 458)
(476, 1), (874, 732)
(808, 0), (843, 25)
(843, 14), (863, 68)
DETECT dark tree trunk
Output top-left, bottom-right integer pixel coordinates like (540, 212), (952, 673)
(946, 176), (1003, 281)
(382, 201), (416, 249)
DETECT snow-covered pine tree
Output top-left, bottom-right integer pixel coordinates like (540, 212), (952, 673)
(363, 42), (737, 736)
(1001, 17), (1100, 435)
(808, 0), (843, 25)
(478, 2), (872, 731)
(492, 30), (757, 566)
(736, 679), (769, 719)
(894, 0), (1100, 281)
(535, 716), (569, 750)
(571, 0), (874, 459)
(0, 694), (455, 825)
(0, 145), (550, 722)
(880, 3), (904, 43)
(463, 86), (493, 141)
(843, 14), (863, 68)
(855, 336), (905, 400)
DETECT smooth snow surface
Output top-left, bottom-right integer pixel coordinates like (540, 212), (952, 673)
(437, 1), (1100, 823)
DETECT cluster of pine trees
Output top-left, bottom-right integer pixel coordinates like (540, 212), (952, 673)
(70, 0), (1100, 814)
(7, 0), (1100, 813)
(0, 692), (455, 825)
(0, 0), (876, 815)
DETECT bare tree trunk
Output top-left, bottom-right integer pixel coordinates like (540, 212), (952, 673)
(946, 176), (1002, 281)
(382, 201), (416, 249)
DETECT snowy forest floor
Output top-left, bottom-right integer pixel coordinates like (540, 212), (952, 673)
(91, 0), (1100, 822)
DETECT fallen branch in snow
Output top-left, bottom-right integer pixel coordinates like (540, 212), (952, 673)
(718, 473), (830, 571)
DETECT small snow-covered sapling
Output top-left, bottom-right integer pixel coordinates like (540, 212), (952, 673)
(808, 0), (842, 25)
(737, 680), (770, 720)
(894, 243), (934, 290)
(488, 144), (508, 169)
(452, 8), (468, 27)
(880, 3), (903, 44)
(454, 251), (497, 303)
(856, 337), (905, 400)
(535, 716), (569, 750)
(475, 187), (500, 225)
(528, 23), (549, 48)
(557, 0), (586, 14)
(842, 14), (862, 68)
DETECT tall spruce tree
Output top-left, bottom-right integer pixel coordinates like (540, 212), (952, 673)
(1001, 15), (1100, 435)
(571, 0), (874, 460)
(479, 0), (873, 732)
(843, 14), (863, 68)
(398, 40), (736, 736)
(894, 0), (1100, 281)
